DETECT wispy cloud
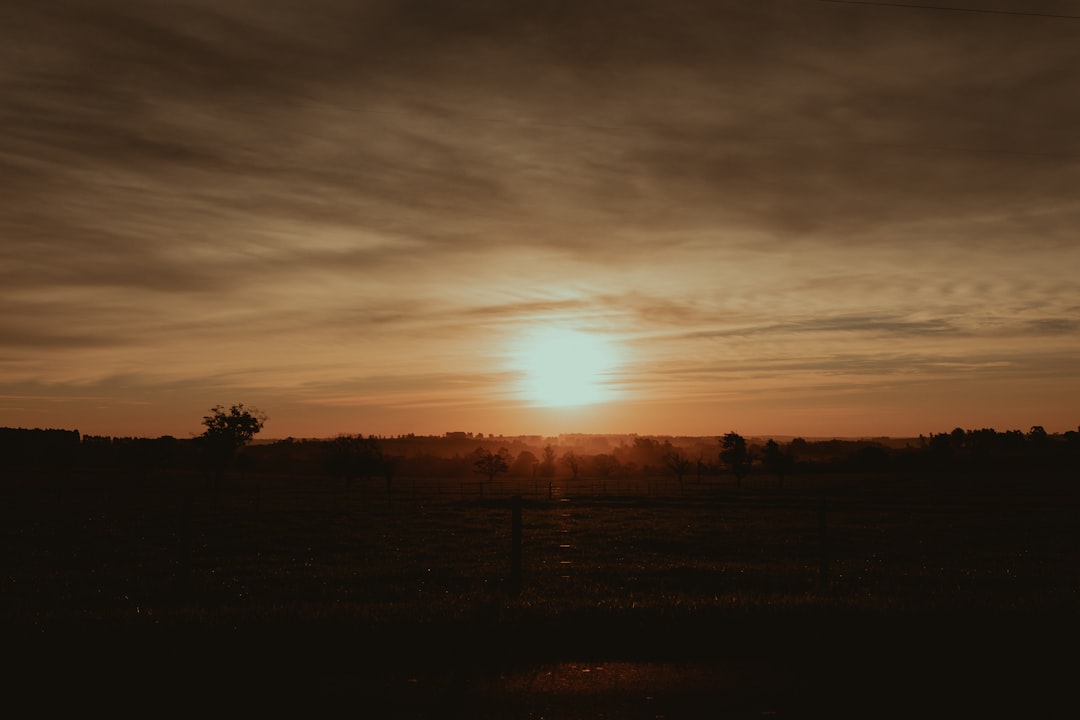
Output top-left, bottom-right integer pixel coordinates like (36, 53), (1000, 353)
(2, 0), (1078, 436)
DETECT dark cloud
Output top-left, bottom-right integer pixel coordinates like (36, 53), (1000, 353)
(7, 0), (1078, 262)
(1023, 318), (1080, 335)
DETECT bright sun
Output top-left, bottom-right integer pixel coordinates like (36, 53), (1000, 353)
(512, 328), (620, 407)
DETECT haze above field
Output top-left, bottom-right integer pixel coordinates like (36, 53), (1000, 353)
(3, 1), (1079, 439)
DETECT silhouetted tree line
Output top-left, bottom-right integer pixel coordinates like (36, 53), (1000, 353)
(3, 423), (1077, 485)
(80, 434), (186, 473)
(0, 427), (81, 470)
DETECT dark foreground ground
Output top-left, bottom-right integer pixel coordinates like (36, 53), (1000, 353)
(12, 609), (1076, 717)
(4, 469), (1078, 716)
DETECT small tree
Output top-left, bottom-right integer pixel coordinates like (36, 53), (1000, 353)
(592, 453), (620, 479)
(539, 444), (557, 477)
(473, 447), (510, 496)
(381, 453), (401, 495)
(761, 438), (793, 488)
(200, 404), (266, 486)
(510, 450), (540, 477)
(327, 434), (383, 488)
(561, 451), (581, 480)
(720, 431), (750, 489)
(663, 445), (693, 487)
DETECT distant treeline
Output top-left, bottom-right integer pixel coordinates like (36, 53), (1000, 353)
(0, 427), (82, 469)
(2, 424), (1077, 482)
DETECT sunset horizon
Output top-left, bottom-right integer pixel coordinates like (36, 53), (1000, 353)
(6, 405), (1076, 444)
(4, 0), (1077, 444)
(4, 5), (1077, 711)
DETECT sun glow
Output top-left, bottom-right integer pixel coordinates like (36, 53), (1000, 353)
(512, 328), (621, 407)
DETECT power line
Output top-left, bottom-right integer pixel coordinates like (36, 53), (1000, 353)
(815, 0), (1080, 20)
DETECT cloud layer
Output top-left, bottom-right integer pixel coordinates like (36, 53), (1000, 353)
(3, 0), (1079, 436)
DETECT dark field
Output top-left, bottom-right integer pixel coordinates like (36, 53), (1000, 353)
(4, 470), (1078, 716)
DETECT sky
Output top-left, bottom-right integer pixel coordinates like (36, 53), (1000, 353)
(3, 0), (1079, 439)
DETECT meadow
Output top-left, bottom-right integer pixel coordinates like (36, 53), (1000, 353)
(4, 467), (1077, 715)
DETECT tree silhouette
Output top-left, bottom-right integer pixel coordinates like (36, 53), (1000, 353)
(1028, 425), (1049, 447)
(381, 453), (401, 495)
(761, 439), (793, 488)
(511, 450), (540, 477)
(473, 447), (510, 495)
(663, 445), (693, 487)
(720, 431), (750, 489)
(592, 453), (620, 479)
(561, 450), (581, 480)
(327, 434), (383, 487)
(199, 404), (266, 486)
(630, 436), (664, 467)
(540, 444), (557, 477)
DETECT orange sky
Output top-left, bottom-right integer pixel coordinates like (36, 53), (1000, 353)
(3, 1), (1079, 439)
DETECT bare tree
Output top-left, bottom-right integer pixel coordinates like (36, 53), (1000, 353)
(473, 447), (510, 496)
(663, 445), (693, 487)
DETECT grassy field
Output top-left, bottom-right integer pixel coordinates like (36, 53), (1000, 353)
(4, 469), (1077, 714)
